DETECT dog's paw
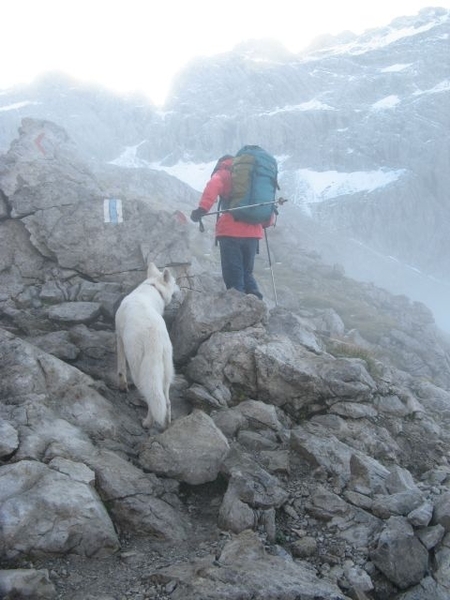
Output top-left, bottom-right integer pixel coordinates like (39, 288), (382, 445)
(142, 416), (153, 428)
(118, 373), (128, 392)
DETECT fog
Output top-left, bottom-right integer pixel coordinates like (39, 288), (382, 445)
(141, 155), (450, 335)
(277, 207), (450, 335)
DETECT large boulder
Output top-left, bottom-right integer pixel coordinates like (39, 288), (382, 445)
(0, 118), (190, 285)
(0, 460), (120, 559)
(171, 288), (268, 364)
(139, 410), (230, 485)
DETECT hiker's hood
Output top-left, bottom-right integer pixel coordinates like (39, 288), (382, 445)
(219, 157), (233, 169)
(211, 155), (233, 176)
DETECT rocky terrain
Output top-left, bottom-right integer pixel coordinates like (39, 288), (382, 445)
(1, 119), (450, 599)
(1, 8), (449, 333)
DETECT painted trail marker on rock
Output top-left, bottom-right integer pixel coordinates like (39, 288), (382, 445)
(103, 198), (123, 224)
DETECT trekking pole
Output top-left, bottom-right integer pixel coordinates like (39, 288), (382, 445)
(200, 197), (288, 220)
(196, 197), (288, 233)
(264, 227), (278, 306)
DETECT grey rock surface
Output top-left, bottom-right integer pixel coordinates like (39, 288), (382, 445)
(1, 113), (450, 599)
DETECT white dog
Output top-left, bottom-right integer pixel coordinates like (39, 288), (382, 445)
(115, 262), (177, 430)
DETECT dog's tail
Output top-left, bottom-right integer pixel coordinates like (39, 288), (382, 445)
(136, 368), (167, 429)
(133, 337), (173, 429)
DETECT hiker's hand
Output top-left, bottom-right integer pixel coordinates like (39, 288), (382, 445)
(190, 207), (207, 222)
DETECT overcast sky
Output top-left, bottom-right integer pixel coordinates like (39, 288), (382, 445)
(2, 0), (449, 105)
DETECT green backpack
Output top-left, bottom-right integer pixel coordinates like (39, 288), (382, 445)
(226, 145), (279, 224)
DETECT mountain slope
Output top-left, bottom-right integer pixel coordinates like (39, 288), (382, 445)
(0, 7), (448, 329)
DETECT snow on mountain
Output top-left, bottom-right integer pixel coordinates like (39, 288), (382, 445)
(413, 79), (450, 96)
(292, 167), (406, 211)
(371, 95), (401, 110)
(111, 147), (218, 193)
(379, 63), (412, 73)
(0, 100), (39, 112)
(266, 100), (336, 115)
(113, 151), (407, 213)
(109, 143), (149, 169)
(149, 160), (216, 193)
(351, 17), (445, 54)
(308, 9), (448, 58)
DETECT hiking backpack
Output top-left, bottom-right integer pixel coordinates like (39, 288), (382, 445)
(225, 145), (279, 224)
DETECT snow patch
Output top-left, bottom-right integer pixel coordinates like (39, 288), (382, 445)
(246, 56), (283, 65)
(107, 157), (405, 207)
(413, 80), (450, 96)
(149, 161), (216, 192)
(266, 100), (335, 115)
(109, 143), (149, 168)
(295, 168), (405, 210)
(380, 63), (412, 73)
(307, 13), (447, 59)
(358, 22), (438, 51)
(349, 17), (446, 56)
(108, 147), (214, 191)
(371, 95), (400, 110)
(150, 154), (293, 192)
(0, 100), (39, 112)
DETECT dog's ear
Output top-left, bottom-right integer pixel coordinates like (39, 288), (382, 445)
(162, 268), (172, 283)
(147, 262), (160, 278)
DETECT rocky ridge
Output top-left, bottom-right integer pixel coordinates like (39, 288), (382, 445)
(1, 119), (450, 599)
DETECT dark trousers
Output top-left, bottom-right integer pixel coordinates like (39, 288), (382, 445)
(218, 237), (263, 299)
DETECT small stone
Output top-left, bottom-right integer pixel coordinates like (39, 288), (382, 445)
(291, 536), (318, 558)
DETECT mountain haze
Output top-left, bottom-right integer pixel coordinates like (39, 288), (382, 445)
(0, 6), (449, 329)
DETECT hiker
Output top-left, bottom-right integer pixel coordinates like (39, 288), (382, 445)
(190, 154), (265, 300)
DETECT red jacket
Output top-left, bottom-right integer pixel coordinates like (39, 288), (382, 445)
(198, 158), (264, 239)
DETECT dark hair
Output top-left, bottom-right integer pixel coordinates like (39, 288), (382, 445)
(211, 154), (234, 176)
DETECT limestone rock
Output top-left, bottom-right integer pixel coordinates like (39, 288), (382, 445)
(371, 490), (425, 519)
(153, 530), (349, 600)
(139, 410), (230, 485)
(0, 460), (120, 559)
(171, 288), (267, 364)
(0, 568), (56, 599)
(255, 338), (377, 418)
(0, 420), (19, 458)
(433, 492), (450, 531)
(370, 517), (429, 589)
(47, 301), (102, 324)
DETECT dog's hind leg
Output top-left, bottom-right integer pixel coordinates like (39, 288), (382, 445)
(141, 383), (167, 430)
(144, 391), (167, 429)
(136, 354), (168, 429)
(165, 390), (171, 429)
(116, 331), (128, 392)
(163, 347), (174, 428)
